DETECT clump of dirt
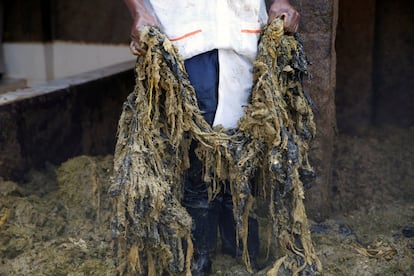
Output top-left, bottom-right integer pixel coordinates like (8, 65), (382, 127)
(0, 127), (413, 275)
(312, 201), (413, 275)
(0, 155), (116, 275)
(311, 126), (414, 275)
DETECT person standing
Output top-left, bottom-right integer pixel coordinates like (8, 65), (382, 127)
(124, 1), (300, 274)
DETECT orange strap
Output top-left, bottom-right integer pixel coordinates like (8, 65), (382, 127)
(170, 29), (203, 41)
(170, 28), (261, 42)
(241, 29), (261, 34)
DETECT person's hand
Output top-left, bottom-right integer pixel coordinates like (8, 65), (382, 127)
(129, 11), (158, 55)
(268, 0), (300, 33)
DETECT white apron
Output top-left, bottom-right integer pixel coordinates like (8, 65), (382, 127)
(146, 0), (268, 128)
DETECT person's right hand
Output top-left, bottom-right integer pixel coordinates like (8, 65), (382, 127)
(129, 11), (158, 55)
(268, 0), (300, 33)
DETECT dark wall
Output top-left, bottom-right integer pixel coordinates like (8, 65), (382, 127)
(336, 0), (414, 132)
(52, 0), (131, 43)
(4, 0), (131, 44)
(3, 0), (51, 41)
(372, 0), (414, 127)
(0, 65), (134, 180)
(335, 0), (376, 132)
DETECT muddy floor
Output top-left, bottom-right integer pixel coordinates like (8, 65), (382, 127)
(0, 127), (413, 275)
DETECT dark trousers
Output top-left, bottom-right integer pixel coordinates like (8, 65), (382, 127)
(182, 50), (259, 258)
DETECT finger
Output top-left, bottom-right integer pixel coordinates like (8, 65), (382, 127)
(267, 12), (285, 24)
(129, 41), (141, 56)
(285, 13), (300, 33)
(279, 12), (289, 24)
(286, 21), (297, 33)
(284, 17), (295, 32)
(291, 12), (300, 32)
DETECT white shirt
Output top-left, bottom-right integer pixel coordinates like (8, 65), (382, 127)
(145, 0), (269, 128)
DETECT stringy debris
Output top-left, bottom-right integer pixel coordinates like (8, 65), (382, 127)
(110, 18), (321, 275)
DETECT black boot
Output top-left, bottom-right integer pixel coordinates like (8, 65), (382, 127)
(219, 184), (260, 270)
(186, 205), (220, 276)
(182, 150), (220, 275)
(191, 252), (212, 276)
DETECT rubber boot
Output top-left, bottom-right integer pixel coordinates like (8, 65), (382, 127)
(186, 204), (220, 276)
(182, 142), (221, 276)
(219, 184), (260, 270)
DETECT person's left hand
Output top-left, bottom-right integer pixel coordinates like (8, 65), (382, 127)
(268, 0), (300, 33)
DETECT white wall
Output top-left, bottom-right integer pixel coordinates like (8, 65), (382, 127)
(3, 42), (135, 85)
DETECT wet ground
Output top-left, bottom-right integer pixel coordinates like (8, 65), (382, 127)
(0, 127), (413, 275)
